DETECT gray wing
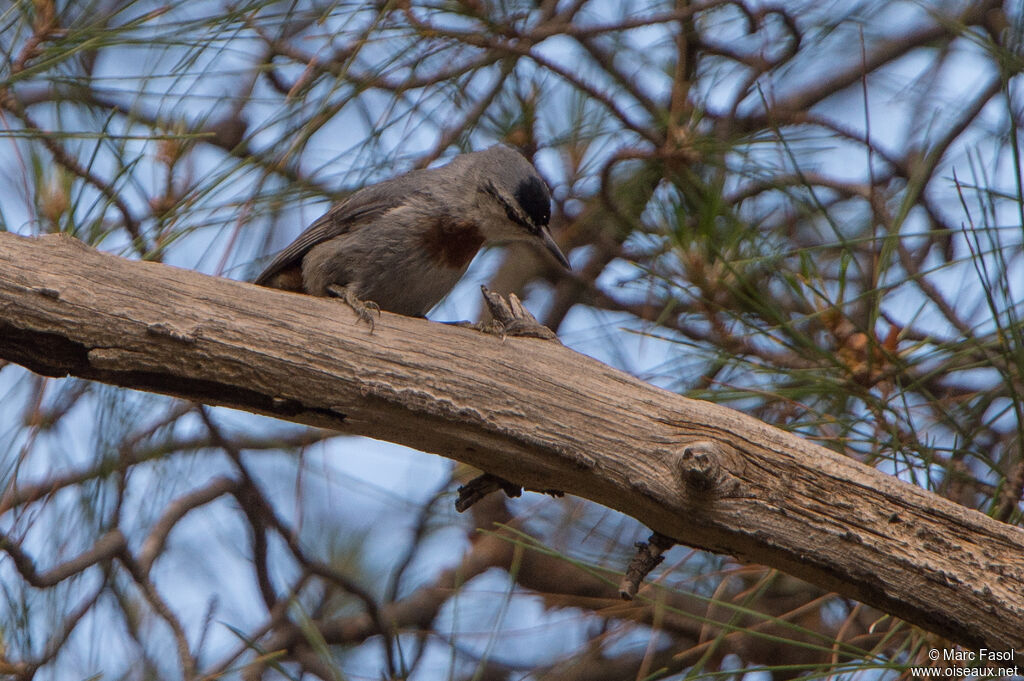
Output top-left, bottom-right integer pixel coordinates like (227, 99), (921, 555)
(253, 174), (427, 287)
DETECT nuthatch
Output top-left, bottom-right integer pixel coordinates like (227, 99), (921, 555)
(254, 146), (570, 322)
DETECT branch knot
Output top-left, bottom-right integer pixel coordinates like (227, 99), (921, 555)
(675, 441), (735, 495)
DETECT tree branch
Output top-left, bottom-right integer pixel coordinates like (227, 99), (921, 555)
(1, 232), (1022, 653)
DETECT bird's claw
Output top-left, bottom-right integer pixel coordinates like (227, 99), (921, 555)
(326, 284), (381, 332)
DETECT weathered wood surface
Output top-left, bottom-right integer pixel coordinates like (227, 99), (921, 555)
(2, 231), (1022, 651)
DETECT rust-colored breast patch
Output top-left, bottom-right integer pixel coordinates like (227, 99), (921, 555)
(420, 216), (484, 269)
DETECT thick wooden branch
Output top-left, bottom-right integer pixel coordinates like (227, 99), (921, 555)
(2, 232), (1022, 652)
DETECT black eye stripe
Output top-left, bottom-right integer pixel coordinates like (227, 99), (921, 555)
(483, 177), (550, 233)
(502, 201), (537, 232)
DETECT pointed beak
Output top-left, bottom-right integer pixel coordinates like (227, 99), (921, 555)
(539, 226), (571, 270)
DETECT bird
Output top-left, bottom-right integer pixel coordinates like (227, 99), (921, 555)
(253, 145), (570, 325)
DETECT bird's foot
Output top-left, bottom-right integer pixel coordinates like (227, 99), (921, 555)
(474, 286), (559, 341)
(455, 472), (563, 512)
(325, 284), (380, 332)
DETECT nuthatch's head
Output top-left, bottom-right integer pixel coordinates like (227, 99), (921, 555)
(450, 146), (570, 269)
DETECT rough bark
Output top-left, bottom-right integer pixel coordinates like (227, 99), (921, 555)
(1, 232), (1022, 652)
